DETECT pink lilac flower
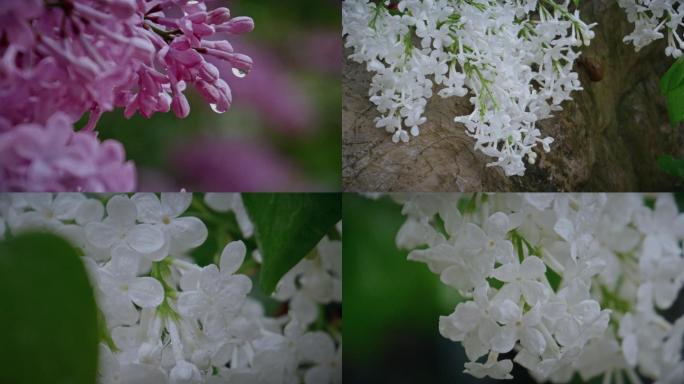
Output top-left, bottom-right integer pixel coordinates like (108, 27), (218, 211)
(0, 0), (43, 50)
(0, 113), (135, 191)
(1, 0), (254, 126)
(0, 0), (254, 191)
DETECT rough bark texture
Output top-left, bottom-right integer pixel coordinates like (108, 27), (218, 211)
(342, 1), (684, 192)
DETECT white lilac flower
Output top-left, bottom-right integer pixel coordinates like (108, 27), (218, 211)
(97, 244), (165, 326)
(273, 236), (342, 327)
(395, 193), (684, 382)
(619, 0), (684, 58)
(85, 195), (167, 260)
(343, 0), (595, 176)
(131, 193), (208, 254)
(464, 352), (514, 380)
(346, 1), (684, 177)
(177, 241), (252, 335)
(0, 193), (342, 384)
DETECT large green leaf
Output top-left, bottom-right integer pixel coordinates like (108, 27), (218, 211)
(0, 232), (99, 384)
(661, 58), (684, 125)
(242, 193), (341, 294)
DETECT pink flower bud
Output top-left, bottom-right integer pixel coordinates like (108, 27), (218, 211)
(217, 17), (255, 34)
(207, 8), (231, 25)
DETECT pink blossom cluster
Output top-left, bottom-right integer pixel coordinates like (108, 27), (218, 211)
(0, 113), (135, 191)
(0, 0), (254, 191)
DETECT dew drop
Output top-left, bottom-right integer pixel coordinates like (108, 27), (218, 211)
(232, 67), (247, 78)
(210, 103), (225, 114)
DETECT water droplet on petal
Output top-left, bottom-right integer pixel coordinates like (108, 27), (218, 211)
(210, 103), (225, 114)
(232, 67), (247, 78)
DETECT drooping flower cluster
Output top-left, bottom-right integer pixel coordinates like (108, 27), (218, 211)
(618, 0), (684, 58)
(394, 193), (684, 383)
(343, 0), (595, 176)
(0, 193), (341, 384)
(0, 1), (254, 191)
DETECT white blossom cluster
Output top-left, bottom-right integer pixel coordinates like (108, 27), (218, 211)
(343, 0), (595, 176)
(618, 0), (684, 58)
(394, 193), (684, 383)
(0, 193), (342, 384)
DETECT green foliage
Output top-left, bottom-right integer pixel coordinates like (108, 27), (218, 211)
(0, 233), (99, 384)
(661, 57), (684, 125)
(658, 154), (684, 179)
(242, 193), (341, 295)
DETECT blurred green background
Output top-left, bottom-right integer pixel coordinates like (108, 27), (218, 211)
(94, 0), (341, 191)
(344, 194), (504, 384)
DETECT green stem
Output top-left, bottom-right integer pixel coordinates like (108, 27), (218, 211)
(151, 259), (181, 321)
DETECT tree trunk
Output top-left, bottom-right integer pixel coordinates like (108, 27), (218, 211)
(342, 1), (684, 192)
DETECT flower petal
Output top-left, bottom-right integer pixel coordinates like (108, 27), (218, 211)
(298, 332), (336, 364)
(520, 280), (548, 306)
(490, 324), (517, 353)
(520, 327), (546, 356)
(76, 199), (104, 225)
(128, 277), (164, 308)
(554, 317), (580, 347)
(464, 223), (487, 250)
(161, 192), (192, 218)
(199, 265), (221, 295)
(553, 218), (574, 242)
(622, 334), (638, 366)
(177, 291), (209, 318)
(107, 195), (137, 226)
(110, 244), (141, 277)
(169, 216), (208, 250)
(490, 299), (521, 325)
(463, 331), (488, 362)
(131, 193), (162, 223)
(492, 263), (518, 283)
(53, 193), (86, 220)
(572, 300), (600, 324)
(485, 212), (509, 238)
(85, 221), (119, 249)
(126, 224), (165, 255)
(520, 256), (546, 280)
(290, 294), (318, 326)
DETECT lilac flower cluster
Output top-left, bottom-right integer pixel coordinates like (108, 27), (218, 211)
(0, 0), (254, 191)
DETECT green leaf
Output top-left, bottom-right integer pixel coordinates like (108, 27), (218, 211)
(666, 85), (684, 126)
(0, 232), (99, 384)
(661, 58), (684, 125)
(546, 267), (562, 292)
(661, 57), (684, 95)
(658, 154), (684, 179)
(572, 0), (580, 7)
(242, 193), (341, 295)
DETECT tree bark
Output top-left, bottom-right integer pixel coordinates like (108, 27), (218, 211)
(342, 1), (684, 192)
